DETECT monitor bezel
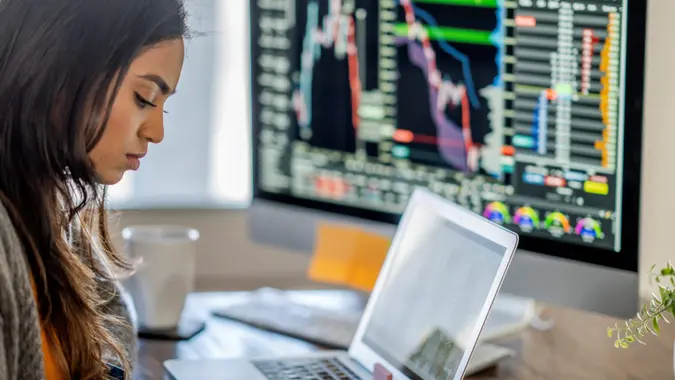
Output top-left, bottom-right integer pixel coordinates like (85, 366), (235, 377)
(248, 0), (647, 273)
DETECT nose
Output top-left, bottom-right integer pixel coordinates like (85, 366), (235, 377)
(139, 111), (165, 144)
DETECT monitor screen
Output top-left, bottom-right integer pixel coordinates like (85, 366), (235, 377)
(360, 204), (507, 380)
(250, 0), (643, 268)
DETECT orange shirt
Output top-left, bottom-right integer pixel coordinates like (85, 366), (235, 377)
(29, 275), (67, 380)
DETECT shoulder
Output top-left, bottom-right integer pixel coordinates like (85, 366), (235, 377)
(0, 200), (42, 379)
(0, 199), (34, 316)
(0, 200), (30, 295)
(0, 226), (17, 380)
(0, 202), (23, 258)
(0, 202), (14, 319)
(0, 201), (31, 298)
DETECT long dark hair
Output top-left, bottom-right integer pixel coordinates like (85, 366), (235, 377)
(0, 0), (188, 378)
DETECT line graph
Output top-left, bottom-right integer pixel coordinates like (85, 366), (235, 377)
(293, 0), (362, 140)
(288, 0), (384, 154)
(392, 0), (500, 172)
(395, 0), (475, 171)
(401, 4), (481, 108)
(286, 0), (502, 172)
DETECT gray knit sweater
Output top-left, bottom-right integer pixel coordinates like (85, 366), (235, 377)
(0, 203), (137, 379)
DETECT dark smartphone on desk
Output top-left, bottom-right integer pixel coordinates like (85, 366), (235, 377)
(106, 362), (125, 380)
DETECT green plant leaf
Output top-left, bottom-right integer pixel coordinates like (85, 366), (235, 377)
(660, 286), (669, 301)
(606, 261), (675, 348)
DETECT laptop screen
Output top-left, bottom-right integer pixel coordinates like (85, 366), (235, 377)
(360, 206), (507, 380)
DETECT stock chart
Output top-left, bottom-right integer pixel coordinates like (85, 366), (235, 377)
(254, 0), (627, 251)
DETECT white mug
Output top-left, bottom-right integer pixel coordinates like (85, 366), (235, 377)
(122, 225), (199, 330)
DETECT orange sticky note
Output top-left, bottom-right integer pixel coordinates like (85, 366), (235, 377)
(307, 223), (390, 292)
(347, 229), (390, 292)
(307, 223), (361, 285)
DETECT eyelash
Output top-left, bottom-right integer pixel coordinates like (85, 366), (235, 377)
(135, 93), (169, 114)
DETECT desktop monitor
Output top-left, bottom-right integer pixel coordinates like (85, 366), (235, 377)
(248, 0), (647, 318)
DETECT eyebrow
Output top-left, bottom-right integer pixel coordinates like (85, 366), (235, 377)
(138, 74), (175, 95)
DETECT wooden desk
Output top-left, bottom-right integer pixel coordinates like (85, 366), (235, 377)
(135, 291), (675, 379)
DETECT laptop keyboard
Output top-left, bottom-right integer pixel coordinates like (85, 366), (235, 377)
(253, 357), (362, 380)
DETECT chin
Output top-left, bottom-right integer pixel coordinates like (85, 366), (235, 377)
(95, 170), (126, 186)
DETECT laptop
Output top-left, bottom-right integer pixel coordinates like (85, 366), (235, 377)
(165, 187), (520, 380)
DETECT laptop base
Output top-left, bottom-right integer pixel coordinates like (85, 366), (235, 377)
(164, 344), (514, 380)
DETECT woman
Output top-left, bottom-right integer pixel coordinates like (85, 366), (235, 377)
(0, 0), (188, 379)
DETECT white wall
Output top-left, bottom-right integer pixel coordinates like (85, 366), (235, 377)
(638, 0), (675, 300)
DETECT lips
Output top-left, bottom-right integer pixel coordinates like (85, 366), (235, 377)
(126, 154), (144, 170)
(127, 152), (146, 159)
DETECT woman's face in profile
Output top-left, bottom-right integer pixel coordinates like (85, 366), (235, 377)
(89, 38), (185, 185)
